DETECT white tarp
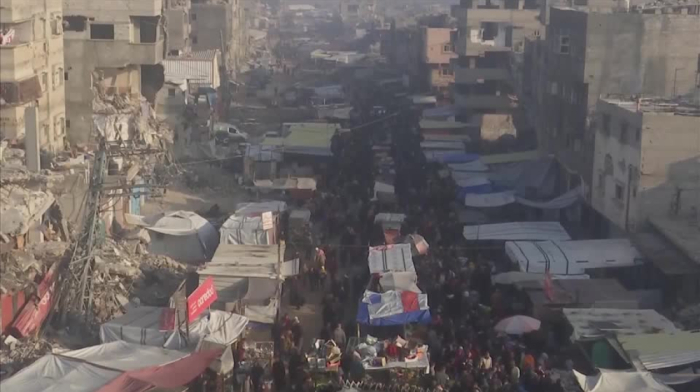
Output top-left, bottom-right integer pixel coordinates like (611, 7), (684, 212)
(364, 291), (429, 321)
(563, 308), (679, 341)
(202, 244), (286, 280)
(58, 341), (187, 371)
(368, 244), (415, 274)
(100, 307), (249, 350)
(515, 186), (582, 209)
(0, 353), (122, 392)
(454, 175), (491, 189)
(463, 222), (571, 241)
(492, 271), (590, 285)
(379, 272), (421, 293)
(574, 369), (674, 392)
(220, 215), (273, 245)
(617, 332), (700, 371)
(127, 211), (219, 263)
(463, 186), (583, 209)
(506, 239), (643, 275)
(235, 201), (287, 216)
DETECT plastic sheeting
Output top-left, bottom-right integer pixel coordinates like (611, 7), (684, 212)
(449, 160), (489, 172)
(574, 369), (674, 392)
(425, 151), (480, 164)
(374, 213), (406, 230)
(464, 191), (516, 207)
(235, 201), (287, 216)
(0, 354), (122, 392)
(58, 341), (187, 371)
(463, 222), (571, 241)
(356, 290), (431, 326)
(616, 332), (700, 371)
(367, 244), (415, 274)
(379, 272), (421, 293)
(462, 186), (583, 209)
(563, 308), (678, 341)
(220, 215), (274, 245)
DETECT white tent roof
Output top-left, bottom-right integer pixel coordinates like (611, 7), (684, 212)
(234, 201), (287, 216)
(128, 210), (211, 236)
(463, 222), (571, 241)
(506, 239), (643, 275)
(563, 308), (679, 341)
(0, 341), (189, 392)
(379, 271), (421, 293)
(201, 244), (285, 279)
(574, 369), (674, 392)
(368, 244), (415, 274)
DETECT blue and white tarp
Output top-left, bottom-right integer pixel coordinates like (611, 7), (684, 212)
(462, 186), (583, 209)
(356, 290), (431, 326)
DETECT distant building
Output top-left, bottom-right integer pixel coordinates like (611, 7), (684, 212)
(340, 0), (377, 27)
(591, 96), (700, 234)
(535, 6), (700, 192)
(190, 0), (247, 77)
(380, 24), (422, 90)
(165, 0), (192, 55)
(420, 27), (457, 96)
(62, 0), (173, 144)
(451, 0), (542, 115)
(0, 0), (66, 152)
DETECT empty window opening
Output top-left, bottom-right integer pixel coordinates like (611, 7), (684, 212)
(132, 16), (159, 43)
(63, 15), (87, 32)
(90, 24), (115, 40)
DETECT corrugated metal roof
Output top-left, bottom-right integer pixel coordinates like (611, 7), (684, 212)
(163, 51), (219, 87)
(169, 50), (219, 61)
(617, 331), (700, 370)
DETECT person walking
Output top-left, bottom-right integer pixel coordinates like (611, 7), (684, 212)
(291, 317), (304, 349)
(250, 361), (265, 392)
(272, 356), (287, 392)
(333, 323), (347, 349)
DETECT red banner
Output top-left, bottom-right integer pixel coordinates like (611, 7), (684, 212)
(11, 264), (57, 337)
(159, 308), (176, 331)
(544, 271), (554, 302)
(187, 277), (218, 322)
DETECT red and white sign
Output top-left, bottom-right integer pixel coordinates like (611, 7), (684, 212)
(11, 264), (57, 337)
(187, 277), (218, 322)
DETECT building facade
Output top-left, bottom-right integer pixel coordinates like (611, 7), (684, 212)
(190, 0), (246, 78)
(592, 96), (700, 233)
(339, 0), (376, 27)
(451, 0), (542, 115)
(1, 0), (66, 151)
(421, 27), (457, 96)
(536, 7), (700, 190)
(165, 0), (192, 55)
(62, 0), (168, 144)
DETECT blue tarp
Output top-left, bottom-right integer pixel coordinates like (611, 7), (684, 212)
(356, 301), (432, 326)
(456, 183), (493, 199)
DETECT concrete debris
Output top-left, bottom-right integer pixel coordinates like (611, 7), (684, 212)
(88, 238), (188, 324)
(0, 242), (68, 295)
(676, 303), (700, 330)
(0, 187), (55, 236)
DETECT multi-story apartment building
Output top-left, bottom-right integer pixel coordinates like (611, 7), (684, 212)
(190, 0), (246, 78)
(451, 0), (542, 115)
(535, 6), (700, 192)
(591, 96), (700, 234)
(0, 0), (66, 152)
(62, 0), (170, 144)
(165, 0), (192, 55)
(421, 27), (457, 97)
(339, 0), (377, 27)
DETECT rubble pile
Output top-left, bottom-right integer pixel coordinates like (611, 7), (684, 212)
(0, 243), (68, 296)
(89, 238), (188, 324)
(676, 303), (700, 329)
(0, 335), (67, 378)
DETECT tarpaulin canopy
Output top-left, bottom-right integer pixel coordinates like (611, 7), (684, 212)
(220, 215), (276, 245)
(506, 239), (643, 275)
(126, 211), (219, 263)
(574, 369), (674, 392)
(367, 244), (415, 274)
(356, 290), (430, 326)
(464, 190), (516, 207)
(235, 201), (288, 216)
(100, 307), (249, 350)
(616, 332), (700, 371)
(462, 186), (582, 209)
(463, 222), (571, 241)
(563, 308), (678, 341)
(97, 348), (223, 392)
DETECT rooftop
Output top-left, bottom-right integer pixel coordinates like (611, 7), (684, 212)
(601, 95), (700, 116)
(648, 215), (700, 266)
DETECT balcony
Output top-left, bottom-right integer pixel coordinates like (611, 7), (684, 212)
(0, 43), (38, 82)
(454, 92), (516, 111)
(64, 0), (163, 17)
(454, 66), (510, 84)
(91, 39), (165, 68)
(0, 76), (43, 107)
(0, 0), (39, 23)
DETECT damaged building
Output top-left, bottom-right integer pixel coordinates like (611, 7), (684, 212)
(62, 0), (175, 145)
(0, 0), (67, 152)
(190, 0), (247, 79)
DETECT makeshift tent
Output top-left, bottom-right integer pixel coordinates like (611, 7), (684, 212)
(616, 332), (700, 371)
(573, 369), (674, 392)
(100, 306), (249, 351)
(126, 211), (219, 263)
(563, 308), (679, 341)
(506, 239), (643, 275)
(356, 290), (430, 326)
(0, 341), (216, 392)
(462, 186), (582, 209)
(220, 201), (286, 245)
(367, 244), (415, 274)
(198, 244), (299, 324)
(463, 222), (571, 241)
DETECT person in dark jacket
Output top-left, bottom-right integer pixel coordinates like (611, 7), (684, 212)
(272, 357), (286, 392)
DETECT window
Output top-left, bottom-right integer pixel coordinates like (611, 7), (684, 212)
(168, 88), (176, 97)
(442, 44), (453, 53)
(604, 154), (614, 175)
(602, 113), (611, 135)
(52, 66), (64, 90)
(54, 116), (65, 137)
(620, 121), (629, 143)
(192, 35), (198, 44)
(41, 72), (48, 92)
(63, 15), (87, 32)
(558, 35), (570, 54)
(598, 171), (605, 196)
(534, 30), (540, 37)
(90, 23), (115, 40)
(635, 128), (641, 142)
(191, 13), (197, 21)
(51, 14), (63, 35)
(615, 183), (624, 201)
(64, 71), (69, 81)
(440, 67), (453, 76)
(66, 119), (71, 129)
